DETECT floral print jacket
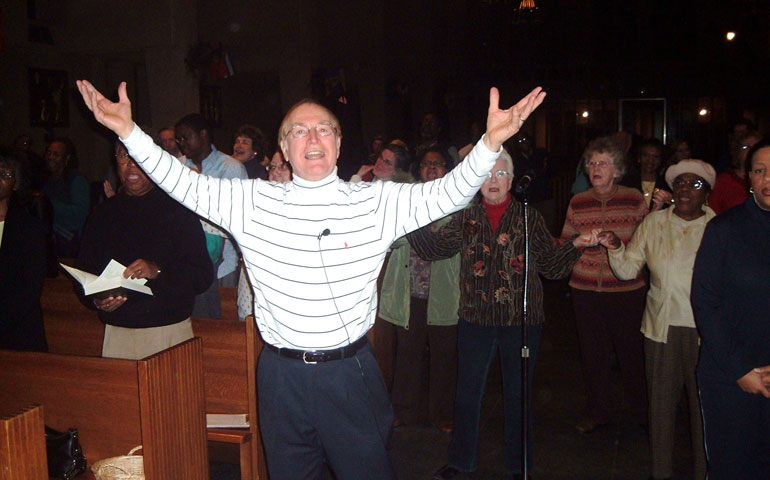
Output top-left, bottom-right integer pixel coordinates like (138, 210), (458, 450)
(407, 197), (580, 326)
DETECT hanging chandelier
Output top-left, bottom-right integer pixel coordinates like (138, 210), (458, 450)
(518, 0), (537, 10)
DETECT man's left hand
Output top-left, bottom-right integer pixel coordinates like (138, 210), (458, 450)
(483, 87), (547, 152)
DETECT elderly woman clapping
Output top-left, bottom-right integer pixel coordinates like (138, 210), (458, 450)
(599, 160), (716, 480)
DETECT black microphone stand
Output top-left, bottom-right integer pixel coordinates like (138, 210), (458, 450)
(519, 186), (531, 479)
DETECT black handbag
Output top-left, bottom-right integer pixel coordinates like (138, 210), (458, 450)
(45, 426), (87, 480)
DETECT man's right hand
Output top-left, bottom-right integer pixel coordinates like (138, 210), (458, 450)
(94, 295), (128, 313)
(76, 80), (135, 140)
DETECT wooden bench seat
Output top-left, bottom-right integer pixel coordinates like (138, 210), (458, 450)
(193, 316), (267, 480)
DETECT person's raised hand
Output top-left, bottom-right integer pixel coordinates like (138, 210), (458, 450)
(356, 164), (375, 177)
(484, 86), (546, 152)
(651, 189), (673, 211)
(103, 180), (116, 199)
(76, 80), (134, 139)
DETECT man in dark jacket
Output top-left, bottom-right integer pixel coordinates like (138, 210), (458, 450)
(77, 141), (212, 359)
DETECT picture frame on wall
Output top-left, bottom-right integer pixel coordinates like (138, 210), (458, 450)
(200, 86), (222, 128)
(29, 68), (69, 127)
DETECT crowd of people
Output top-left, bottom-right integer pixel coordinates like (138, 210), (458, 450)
(1, 79), (768, 480)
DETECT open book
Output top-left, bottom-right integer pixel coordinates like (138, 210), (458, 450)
(60, 259), (153, 300)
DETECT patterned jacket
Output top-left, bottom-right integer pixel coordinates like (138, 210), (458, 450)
(408, 196), (580, 326)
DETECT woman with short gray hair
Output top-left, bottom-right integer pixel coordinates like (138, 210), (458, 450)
(561, 135), (649, 434)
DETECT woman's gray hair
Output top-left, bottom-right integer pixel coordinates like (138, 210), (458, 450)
(499, 149), (514, 176)
(581, 135), (626, 179)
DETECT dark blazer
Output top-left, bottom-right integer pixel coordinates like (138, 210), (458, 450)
(0, 202), (48, 351)
(692, 198), (770, 383)
(619, 168), (670, 209)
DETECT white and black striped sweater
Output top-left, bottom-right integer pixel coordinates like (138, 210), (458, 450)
(123, 125), (499, 349)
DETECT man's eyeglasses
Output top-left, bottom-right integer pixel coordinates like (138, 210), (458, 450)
(486, 170), (512, 179)
(0, 171), (14, 180)
(672, 178), (705, 190)
(287, 122), (337, 139)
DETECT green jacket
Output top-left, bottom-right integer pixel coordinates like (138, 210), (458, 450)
(378, 218), (461, 328)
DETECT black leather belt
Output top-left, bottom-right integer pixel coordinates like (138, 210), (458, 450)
(265, 336), (368, 364)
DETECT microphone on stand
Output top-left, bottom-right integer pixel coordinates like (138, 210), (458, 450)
(514, 171), (536, 196)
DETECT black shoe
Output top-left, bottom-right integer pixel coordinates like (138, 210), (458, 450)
(432, 464), (464, 479)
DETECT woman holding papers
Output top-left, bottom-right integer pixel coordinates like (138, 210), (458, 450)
(76, 141), (213, 359)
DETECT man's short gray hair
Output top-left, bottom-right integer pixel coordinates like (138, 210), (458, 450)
(278, 99), (341, 147)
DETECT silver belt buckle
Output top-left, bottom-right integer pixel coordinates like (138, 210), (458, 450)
(303, 351), (318, 364)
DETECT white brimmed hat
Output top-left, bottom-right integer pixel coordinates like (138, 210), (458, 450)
(665, 159), (716, 189)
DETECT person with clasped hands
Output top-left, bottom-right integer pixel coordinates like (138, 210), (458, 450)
(77, 141), (213, 360)
(691, 139), (770, 479)
(600, 159), (716, 480)
(76, 78), (545, 480)
(561, 136), (649, 434)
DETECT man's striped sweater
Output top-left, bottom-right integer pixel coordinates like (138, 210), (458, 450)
(122, 124), (499, 349)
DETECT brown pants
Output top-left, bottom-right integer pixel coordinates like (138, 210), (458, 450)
(572, 288), (648, 425)
(102, 318), (193, 360)
(645, 327), (706, 480)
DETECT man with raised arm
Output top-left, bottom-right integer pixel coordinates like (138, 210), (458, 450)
(77, 79), (545, 480)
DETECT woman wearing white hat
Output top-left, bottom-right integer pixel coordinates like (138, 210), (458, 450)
(599, 159), (716, 480)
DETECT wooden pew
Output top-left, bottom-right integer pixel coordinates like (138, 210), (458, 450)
(42, 273), (238, 356)
(42, 272), (265, 478)
(193, 316), (268, 480)
(0, 405), (47, 480)
(41, 273), (103, 356)
(0, 338), (209, 479)
(220, 286), (238, 321)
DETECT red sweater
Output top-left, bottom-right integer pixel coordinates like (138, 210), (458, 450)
(709, 170), (748, 214)
(560, 185), (647, 292)
(483, 193), (511, 233)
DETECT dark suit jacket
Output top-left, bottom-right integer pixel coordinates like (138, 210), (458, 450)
(0, 201), (48, 351)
